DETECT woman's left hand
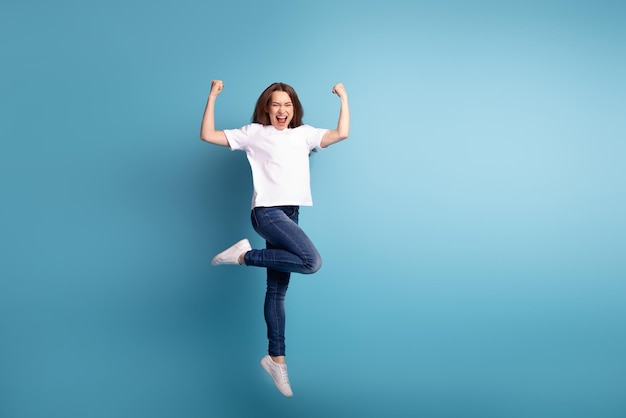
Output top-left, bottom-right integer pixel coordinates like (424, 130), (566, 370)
(332, 82), (347, 99)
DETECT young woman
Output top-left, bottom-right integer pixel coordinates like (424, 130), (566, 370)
(200, 79), (350, 397)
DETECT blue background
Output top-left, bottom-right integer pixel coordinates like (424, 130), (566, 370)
(1, 0), (625, 417)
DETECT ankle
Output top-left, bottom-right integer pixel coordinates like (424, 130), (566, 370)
(271, 355), (286, 364)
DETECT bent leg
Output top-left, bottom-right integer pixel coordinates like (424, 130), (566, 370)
(244, 206), (322, 274)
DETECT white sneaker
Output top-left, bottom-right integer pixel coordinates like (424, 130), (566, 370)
(261, 355), (293, 398)
(211, 239), (251, 265)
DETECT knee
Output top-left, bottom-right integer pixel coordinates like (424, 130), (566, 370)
(302, 254), (322, 274)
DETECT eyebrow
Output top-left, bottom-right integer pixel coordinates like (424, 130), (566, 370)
(271, 101), (292, 105)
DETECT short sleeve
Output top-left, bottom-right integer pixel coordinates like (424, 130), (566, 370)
(223, 124), (255, 151)
(302, 125), (328, 151)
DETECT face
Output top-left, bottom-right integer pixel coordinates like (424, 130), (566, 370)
(266, 91), (294, 130)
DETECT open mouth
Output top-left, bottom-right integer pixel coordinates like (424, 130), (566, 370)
(276, 116), (288, 124)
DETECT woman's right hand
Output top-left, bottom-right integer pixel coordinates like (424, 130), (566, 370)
(210, 79), (224, 97)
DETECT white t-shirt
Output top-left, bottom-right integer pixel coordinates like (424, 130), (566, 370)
(224, 123), (327, 208)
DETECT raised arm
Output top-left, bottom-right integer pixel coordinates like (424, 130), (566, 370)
(320, 82), (350, 148)
(200, 80), (229, 147)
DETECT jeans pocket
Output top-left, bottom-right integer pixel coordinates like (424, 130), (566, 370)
(287, 206), (299, 222)
(251, 209), (259, 230)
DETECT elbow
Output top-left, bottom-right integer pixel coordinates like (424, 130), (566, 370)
(199, 130), (213, 143)
(339, 124), (350, 140)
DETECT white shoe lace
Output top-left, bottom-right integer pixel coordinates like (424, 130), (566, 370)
(278, 364), (290, 385)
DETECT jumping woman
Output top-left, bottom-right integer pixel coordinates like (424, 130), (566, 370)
(200, 79), (350, 397)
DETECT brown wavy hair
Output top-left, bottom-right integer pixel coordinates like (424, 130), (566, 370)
(252, 82), (304, 128)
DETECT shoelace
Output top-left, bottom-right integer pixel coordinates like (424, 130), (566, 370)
(278, 364), (290, 385)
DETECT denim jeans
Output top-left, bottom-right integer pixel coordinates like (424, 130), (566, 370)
(244, 206), (322, 357)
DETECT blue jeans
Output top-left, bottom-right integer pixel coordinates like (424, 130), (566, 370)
(243, 206), (322, 357)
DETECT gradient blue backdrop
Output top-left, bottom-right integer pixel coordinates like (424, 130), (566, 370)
(1, 0), (625, 417)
